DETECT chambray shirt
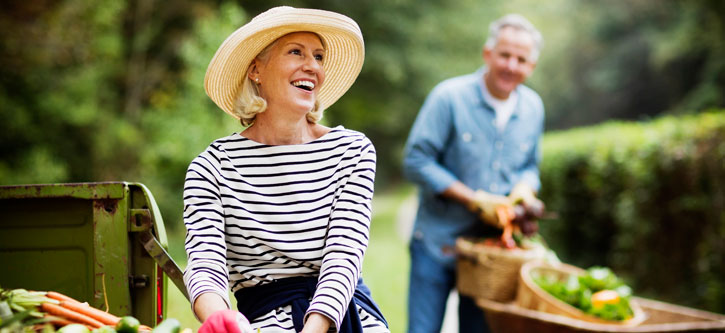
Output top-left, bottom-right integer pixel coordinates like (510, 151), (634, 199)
(403, 67), (544, 265)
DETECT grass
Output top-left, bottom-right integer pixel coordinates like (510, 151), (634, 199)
(164, 184), (415, 332)
(362, 184), (415, 332)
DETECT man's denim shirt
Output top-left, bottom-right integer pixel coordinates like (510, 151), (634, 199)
(403, 67), (544, 266)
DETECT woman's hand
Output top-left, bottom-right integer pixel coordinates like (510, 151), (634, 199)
(195, 293), (254, 333)
(194, 293), (229, 322)
(300, 313), (332, 333)
(198, 309), (254, 333)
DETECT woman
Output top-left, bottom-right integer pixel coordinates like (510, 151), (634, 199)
(183, 6), (389, 333)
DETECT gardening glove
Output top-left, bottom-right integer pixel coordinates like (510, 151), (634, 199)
(468, 189), (514, 228)
(508, 182), (545, 219)
(199, 309), (254, 333)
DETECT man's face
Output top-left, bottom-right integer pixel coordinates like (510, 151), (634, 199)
(483, 26), (537, 99)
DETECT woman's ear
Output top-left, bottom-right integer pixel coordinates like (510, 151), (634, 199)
(248, 59), (260, 82)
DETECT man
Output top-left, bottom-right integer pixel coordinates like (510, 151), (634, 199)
(403, 14), (544, 332)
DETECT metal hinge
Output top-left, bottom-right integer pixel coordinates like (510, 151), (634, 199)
(129, 274), (149, 288)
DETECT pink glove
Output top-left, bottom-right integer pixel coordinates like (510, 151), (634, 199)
(199, 309), (254, 333)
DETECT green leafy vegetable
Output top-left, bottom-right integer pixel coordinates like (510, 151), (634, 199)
(533, 266), (635, 321)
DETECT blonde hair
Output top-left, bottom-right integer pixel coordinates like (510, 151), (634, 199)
(232, 34), (326, 127)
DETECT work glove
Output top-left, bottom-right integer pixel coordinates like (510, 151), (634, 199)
(468, 189), (514, 228)
(199, 309), (254, 333)
(508, 182), (545, 219)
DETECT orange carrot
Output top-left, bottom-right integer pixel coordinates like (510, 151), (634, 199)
(59, 301), (122, 326)
(40, 302), (104, 328)
(46, 291), (82, 304)
(139, 324), (153, 332)
(496, 206), (516, 249)
(44, 314), (75, 328)
(44, 314), (96, 330)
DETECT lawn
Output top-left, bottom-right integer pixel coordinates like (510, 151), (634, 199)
(164, 184), (415, 332)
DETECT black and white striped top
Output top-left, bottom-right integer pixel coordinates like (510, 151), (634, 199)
(182, 126), (388, 332)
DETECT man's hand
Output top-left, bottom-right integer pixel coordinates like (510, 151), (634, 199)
(468, 189), (513, 228)
(198, 309), (254, 333)
(508, 183), (545, 218)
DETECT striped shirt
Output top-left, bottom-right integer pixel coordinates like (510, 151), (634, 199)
(182, 126), (388, 332)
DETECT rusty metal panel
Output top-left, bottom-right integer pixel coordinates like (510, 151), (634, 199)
(0, 196), (96, 302)
(91, 189), (133, 318)
(128, 183), (172, 325)
(0, 182), (126, 200)
(0, 182), (177, 326)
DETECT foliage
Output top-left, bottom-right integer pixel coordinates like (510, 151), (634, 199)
(538, 110), (725, 314)
(1, 0), (724, 231)
(0, 0), (225, 227)
(137, 2), (245, 227)
(1, 0), (723, 328)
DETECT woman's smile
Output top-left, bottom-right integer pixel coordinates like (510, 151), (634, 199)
(291, 79), (316, 91)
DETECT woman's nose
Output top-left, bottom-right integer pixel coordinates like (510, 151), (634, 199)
(302, 54), (323, 73)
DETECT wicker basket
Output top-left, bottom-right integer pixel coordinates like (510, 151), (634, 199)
(516, 261), (647, 326)
(455, 237), (547, 302)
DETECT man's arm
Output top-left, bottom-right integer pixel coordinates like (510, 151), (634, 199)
(440, 181), (476, 207)
(402, 85), (458, 194)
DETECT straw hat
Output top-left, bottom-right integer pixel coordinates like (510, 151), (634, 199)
(204, 6), (365, 118)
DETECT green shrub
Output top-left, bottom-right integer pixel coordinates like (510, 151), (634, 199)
(539, 110), (725, 314)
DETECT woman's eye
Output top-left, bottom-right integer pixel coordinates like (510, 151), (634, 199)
(289, 49), (301, 55)
(315, 54), (324, 61)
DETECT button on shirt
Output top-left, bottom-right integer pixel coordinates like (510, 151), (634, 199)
(402, 67), (544, 265)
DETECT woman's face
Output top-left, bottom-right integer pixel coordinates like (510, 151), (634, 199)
(251, 32), (326, 116)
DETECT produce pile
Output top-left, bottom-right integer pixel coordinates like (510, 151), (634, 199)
(489, 197), (547, 250)
(479, 200), (554, 255)
(0, 287), (184, 333)
(533, 266), (635, 321)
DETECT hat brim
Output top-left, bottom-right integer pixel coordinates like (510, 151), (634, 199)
(204, 7), (365, 118)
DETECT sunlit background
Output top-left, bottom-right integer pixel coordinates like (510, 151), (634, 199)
(2, 0), (724, 332)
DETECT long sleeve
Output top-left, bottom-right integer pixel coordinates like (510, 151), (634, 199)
(403, 85), (459, 195)
(182, 145), (231, 311)
(183, 128), (388, 332)
(307, 137), (376, 331)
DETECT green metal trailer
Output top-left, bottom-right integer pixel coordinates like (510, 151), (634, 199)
(0, 182), (187, 327)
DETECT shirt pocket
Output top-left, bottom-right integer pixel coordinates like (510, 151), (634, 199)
(452, 131), (489, 169)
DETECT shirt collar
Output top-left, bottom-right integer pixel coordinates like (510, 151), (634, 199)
(477, 66), (522, 118)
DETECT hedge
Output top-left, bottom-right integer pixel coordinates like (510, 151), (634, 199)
(538, 110), (725, 314)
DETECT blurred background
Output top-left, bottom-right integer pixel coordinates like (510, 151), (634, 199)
(1, 0), (724, 332)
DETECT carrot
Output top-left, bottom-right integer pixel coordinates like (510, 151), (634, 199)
(44, 314), (75, 328)
(496, 206), (516, 249)
(46, 291), (82, 304)
(496, 205), (515, 224)
(40, 302), (104, 328)
(139, 324), (153, 332)
(43, 314), (95, 330)
(59, 301), (122, 326)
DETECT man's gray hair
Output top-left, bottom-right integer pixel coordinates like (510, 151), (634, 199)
(484, 14), (543, 62)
